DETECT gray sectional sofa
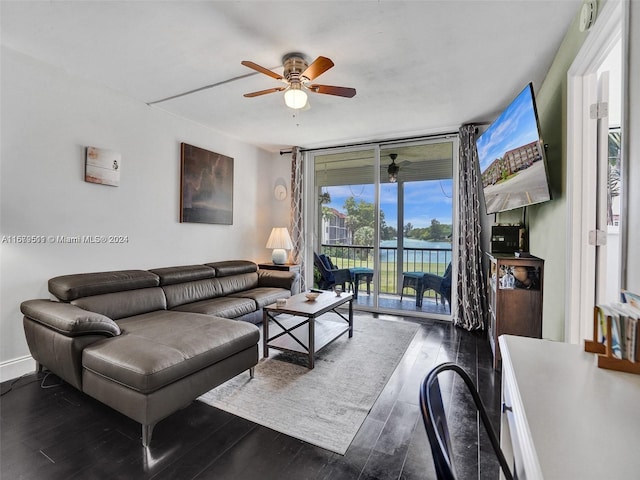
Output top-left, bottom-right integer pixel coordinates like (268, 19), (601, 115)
(20, 260), (299, 446)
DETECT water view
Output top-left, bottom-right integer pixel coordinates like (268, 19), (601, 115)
(380, 238), (452, 265)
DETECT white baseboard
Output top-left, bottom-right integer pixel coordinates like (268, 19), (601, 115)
(1, 355), (36, 383)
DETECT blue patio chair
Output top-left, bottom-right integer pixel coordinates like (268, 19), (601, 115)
(401, 263), (452, 307)
(423, 262), (452, 306)
(313, 252), (350, 290)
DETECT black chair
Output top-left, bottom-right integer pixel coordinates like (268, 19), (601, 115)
(423, 262), (452, 307)
(313, 252), (350, 290)
(419, 362), (514, 480)
(401, 263), (452, 308)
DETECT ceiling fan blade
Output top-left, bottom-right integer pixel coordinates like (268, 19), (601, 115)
(241, 60), (283, 81)
(308, 84), (356, 98)
(301, 56), (334, 81)
(243, 87), (286, 98)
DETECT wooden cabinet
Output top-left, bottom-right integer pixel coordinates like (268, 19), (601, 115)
(487, 253), (543, 369)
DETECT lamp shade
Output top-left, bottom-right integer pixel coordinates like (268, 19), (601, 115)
(266, 227), (293, 264)
(284, 86), (308, 109)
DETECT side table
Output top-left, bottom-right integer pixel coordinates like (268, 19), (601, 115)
(348, 267), (373, 299)
(400, 272), (425, 307)
(258, 263), (301, 274)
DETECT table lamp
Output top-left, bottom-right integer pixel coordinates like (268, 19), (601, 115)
(266, 227), (293, 265)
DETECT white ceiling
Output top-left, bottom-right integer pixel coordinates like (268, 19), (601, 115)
(1, 1), (582, 153)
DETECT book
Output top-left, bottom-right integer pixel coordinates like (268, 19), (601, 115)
(636, 319), (640, 363)
(608, 302), (640, 361)
(631, 318), (638, 362)
(589, 294), (640, 374)
(593, 295), (640, 362)
(622, 290), (640, 310)
(599, 304), (623, 359)
(596, 305), (608, 344)
(625, 316), (636, 362)
(619, 302), (640, 362)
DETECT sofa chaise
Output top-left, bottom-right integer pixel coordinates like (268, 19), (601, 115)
(20, 260), (299, 446)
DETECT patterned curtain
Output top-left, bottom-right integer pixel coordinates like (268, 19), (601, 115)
(455, 125), (486, 331)
(289, 147), (306, 291)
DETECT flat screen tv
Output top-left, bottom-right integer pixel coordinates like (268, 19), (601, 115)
(475, 83), (551, 215)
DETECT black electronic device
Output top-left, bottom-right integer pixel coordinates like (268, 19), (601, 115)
(491, 225), (527, 254)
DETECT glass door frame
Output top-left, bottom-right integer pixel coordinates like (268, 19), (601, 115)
(303, 135), (459, 321)
(305, 144), (381, 308)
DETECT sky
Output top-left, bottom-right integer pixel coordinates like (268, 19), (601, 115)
(475, 83), (542, 173)
(324, 178), (453, 230)
(319, 85), (542, 230)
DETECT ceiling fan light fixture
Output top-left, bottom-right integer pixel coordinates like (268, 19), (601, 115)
(388, 153), (399, 183)
(284, 85), (308, 109)
(242, 54), (355, 110)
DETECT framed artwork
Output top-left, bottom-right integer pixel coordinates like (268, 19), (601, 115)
(85, 146), (121, 186)
(180, 143), (233, 225)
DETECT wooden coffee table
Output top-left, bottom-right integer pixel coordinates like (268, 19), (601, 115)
(262, 291), (353, 369)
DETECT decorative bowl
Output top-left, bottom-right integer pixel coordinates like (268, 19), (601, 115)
(304, 291), (320, 301)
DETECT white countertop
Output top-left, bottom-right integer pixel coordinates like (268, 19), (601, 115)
(499, 335), (640, 480)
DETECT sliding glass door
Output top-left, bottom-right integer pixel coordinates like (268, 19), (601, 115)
(310, 137), (456, 318)
(313, 147), (377, 305)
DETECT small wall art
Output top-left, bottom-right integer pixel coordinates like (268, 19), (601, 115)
(180, 142), (233, 225)
(85, 146), (121, 186)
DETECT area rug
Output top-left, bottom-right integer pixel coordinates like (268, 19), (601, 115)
(198, 314), (419, 455)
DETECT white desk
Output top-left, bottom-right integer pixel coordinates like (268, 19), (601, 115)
(499, 335), (640, 480)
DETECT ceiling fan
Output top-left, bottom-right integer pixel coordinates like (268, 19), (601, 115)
(241, 53), (356, 109)
(388, 153), (399, 183)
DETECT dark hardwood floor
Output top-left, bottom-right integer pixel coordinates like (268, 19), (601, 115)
(1, 314), (502, 479)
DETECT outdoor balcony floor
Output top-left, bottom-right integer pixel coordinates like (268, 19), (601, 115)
(350, 292), (451, 317)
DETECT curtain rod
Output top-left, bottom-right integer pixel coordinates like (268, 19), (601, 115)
(279, 130), (461, 156)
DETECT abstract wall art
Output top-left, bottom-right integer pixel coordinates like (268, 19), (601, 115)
(180, 143), (233, 225)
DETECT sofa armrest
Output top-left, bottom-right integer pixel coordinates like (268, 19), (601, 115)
(258, 270), (300, 294)
(20, 299), (121, 337)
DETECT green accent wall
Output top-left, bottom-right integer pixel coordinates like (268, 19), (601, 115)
(497, 5), (591, 340)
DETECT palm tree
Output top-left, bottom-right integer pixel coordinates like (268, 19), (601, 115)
(607, 130), (621, 226)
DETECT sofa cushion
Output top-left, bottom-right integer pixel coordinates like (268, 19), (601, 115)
(82, 311), (259, 394)
(148, 265), (215, 286)
(162, 278), (225, 309)
(230, 287), (291, 308)
(71, 287), (167, 320)
(21, 299), (121, 337)
(171, 296), (256, 319)
(49, 270), (159, 302)
(206, 260), (257, 277)
(216, 272), (259, 296)
(319, 254), (334, 270)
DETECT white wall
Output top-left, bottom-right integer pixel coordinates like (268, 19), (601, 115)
(626, 1), (640, 291)
(0, 47), (291, 380)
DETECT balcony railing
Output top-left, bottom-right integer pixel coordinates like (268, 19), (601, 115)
(319, 243), (452, 295)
